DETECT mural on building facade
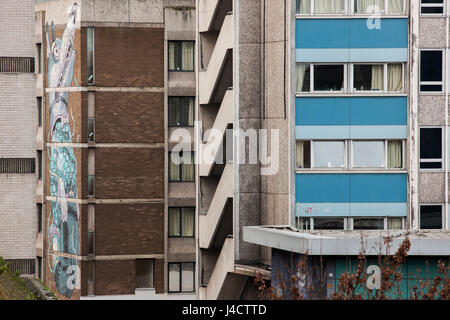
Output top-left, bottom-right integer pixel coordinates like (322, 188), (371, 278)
(46, 2), (80, 298)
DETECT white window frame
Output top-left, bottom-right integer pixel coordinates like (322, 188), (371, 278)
(419, 127), (444, 171)
(419, 49), (445, 93)
(311, 63), (347, 93)
(419, 204), (444, 230)
(350, 140), (405, 170)
(420, 0), (445, 16)
(350, 63), (405, 93)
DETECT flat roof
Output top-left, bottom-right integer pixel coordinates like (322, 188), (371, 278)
(243, 226), (450, 256)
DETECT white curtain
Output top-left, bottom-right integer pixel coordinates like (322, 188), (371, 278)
(296, 141), (304, 168)
(182, 42), (194, 71)
(389, 0), (404, 14)
(388, 64), (402, 91)
(371, 65), (384, 90)
(182, 208), (195, 237)
(315, 0), (345, 13)
(169, 208), (180, 236)
(298, 0), (311, 14)
(388, 217), (402, 230)
(169, 264), (180, 292)
(188, 98), (194, 126)
(169, 154), (180, 181)
(181, 153), (194, 181)
(296, 63), (308, 92)
(388, 140), (402, 168)
(356, 0), (385, 13)
(169, 42), (176, 70)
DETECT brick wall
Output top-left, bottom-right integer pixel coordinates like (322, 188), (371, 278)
(94, 260), (135, 295)
(95, 203), (164, 255)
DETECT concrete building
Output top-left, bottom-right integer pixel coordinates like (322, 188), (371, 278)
(0, 0), (36, 275)
(240, 0), (450, 299)
(35, 0), (196, 300)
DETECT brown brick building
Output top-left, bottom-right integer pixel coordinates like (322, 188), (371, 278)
(35, 0), (196, 299)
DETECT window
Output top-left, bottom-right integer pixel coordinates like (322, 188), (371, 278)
(314, 141), (346, 168)
(88, 118), (95, 142)
(297, 63), (403, 93)
(297, 0), (404, 15)
(387, 217), (403, 230)
(38, 151), (42, 180)
(37, 97), (42, 127)
(168, 97), (194, 127)
(88, 231), (94, 255)
(87, 27), (94, 84)
(353, 217), (384, 230)
(0, 158), (35, 174)
(37, 204), (42, 233)
(296, 0), (346, 14)
(314, 218), (344, 230)
(295, 217), (311, 230)
(353, 141), (385, 168)
(314, 65), (344, 91)
(296, 141), (311, 169)
(420, 128), (443, 169)
(354, 0), (385, 14)
(37, 44), (42, 73)
(88, 175), (95, 195)
(87, 260), (95, 284)
(168, 262), (195, 293)
(169, 152), (194, 182)
(421, 0), (444, 14)
(136, 259), (154, 289)
(37, 257), (42, 280)
(169, 207), (195, 237)
(420, 205), (443, 229)
(0, 57), (34, 73)
(420, 50), (443, 92)
(169, 41), (194, 71)
(297, 140), (403, 170)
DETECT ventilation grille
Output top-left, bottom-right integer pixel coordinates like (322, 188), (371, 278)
(0, 158), (35, 174)
(0, 57), (35, 73)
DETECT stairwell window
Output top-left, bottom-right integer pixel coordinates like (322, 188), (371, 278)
(87, 27), (94, 85)
(136, 259), (154, 289)
(420, 50), (443, 92)
(168, 97), (194, 127)
(168, 262), (195, 293)
(420, 128), (443, 169)
(169, 207), (195, 237)
(37, 97), (42, 127)
(88, 118), (95, 142)
(420, 205), (443, 229)
(421, 0), (444, 14)
(169, 41), (194, 72)
(169, 152), (195, 182)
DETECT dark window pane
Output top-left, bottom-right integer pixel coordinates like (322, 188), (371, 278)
(422, 0), (443, 3)
(88, 232), (94, 254)
(420, 162), (442, 169)
(420, 128), (442, 159)
(88, 118), (95, 142)
(314, 65), (344, 91)
(420, 51), (442, 82)
(354, 65), (372, 91)
(420, 205), (442, 229)
(168, 98), (178, 126)
(136, 260), (154, 288)
(420, 84), (443, 91)
(421, 7), (444, 13)
(304, 140), (311, 169)
(314, 218), (344, 230)
(353, 218), (384, 230)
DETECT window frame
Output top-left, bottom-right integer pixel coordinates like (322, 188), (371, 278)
(169, 151), (195, 182)
(419, 127), (444, 171)
(419, 49), (444, 93)
(168, 40), (195, 72)
(311, 63), (347, 93)
(168, 96), (195, 127)
(312, 140), (347, 170)
(168, 207), (195, 238)
(135, 259), (155, 289)
(295, 0), (407, 15)
(168, 262), (195, 293)
(87, 27), (95, 85)
(419, 204), (444, 230)
(420, 0), (445, 16)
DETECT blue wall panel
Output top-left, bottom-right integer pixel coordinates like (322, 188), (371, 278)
(296, 174), (349, 203)
(349, 174), (407, 203)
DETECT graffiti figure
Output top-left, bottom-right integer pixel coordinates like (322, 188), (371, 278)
(46, 2), (80, 298)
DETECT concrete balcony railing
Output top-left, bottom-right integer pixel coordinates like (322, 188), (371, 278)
(199, 89), (233, 177)
(199, 236), (234, 300)
(199, 13), (233, 105)
(199, 0), (221, 32)
(199, 163), (233, 249)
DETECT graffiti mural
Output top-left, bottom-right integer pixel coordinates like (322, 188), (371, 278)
(46, 2), (80, 298)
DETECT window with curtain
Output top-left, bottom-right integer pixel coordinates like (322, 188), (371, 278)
(314, 141), (345, 168)
(388, 217), (403, 230)
(389, 0), (404, 14)
(388, 140), (403, 168)
(354, 0), (385, 13)
(168, 41), (194, 71)
(168, 263), (195, 292)
(388, 64), (403, 91)
(168, 97), (195, 127)
(315, 0), (345, 14)
(169, 207), (195, 237)
(296, 63), (310, 92)
(169, 152), (194, 182)
(296, 0), (311, 14)
(296, 140), (311, 169)
(353, 64), (384, 91)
